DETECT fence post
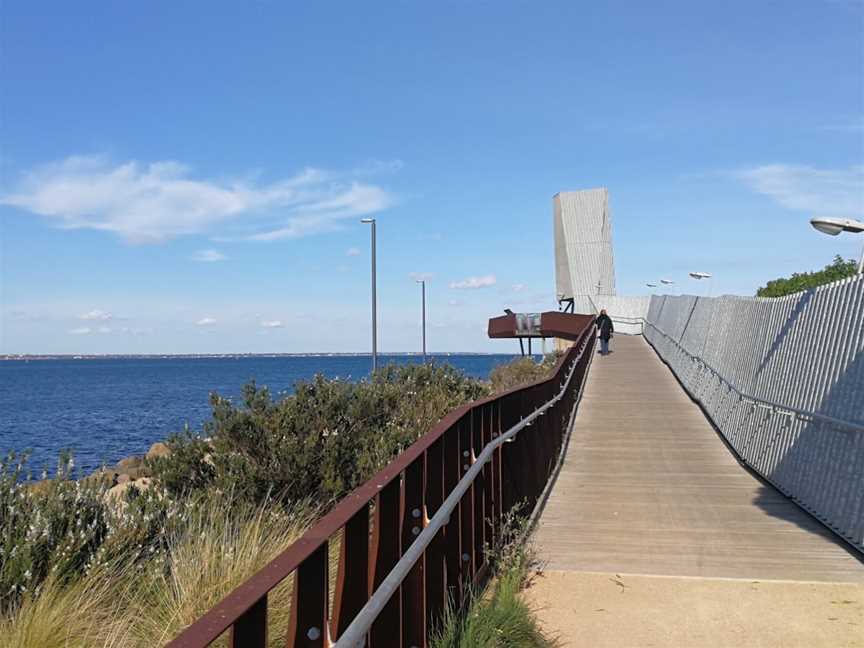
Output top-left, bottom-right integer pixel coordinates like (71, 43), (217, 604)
(423, 438), (447, 631)
(331, 505), (370, 640)
(442, 424), (463, 609)
(401, 458), (426, 647)
(369, 479), (402, 646)
(287, 543), (329, 648)
(457, 418), (476, 588)
(471, 407), (486, 576)
(230, 595), (267, 648)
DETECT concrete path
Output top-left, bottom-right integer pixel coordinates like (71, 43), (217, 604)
(526, 335), (864, 647)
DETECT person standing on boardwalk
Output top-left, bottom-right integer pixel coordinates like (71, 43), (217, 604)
(596, 309), (614, 355)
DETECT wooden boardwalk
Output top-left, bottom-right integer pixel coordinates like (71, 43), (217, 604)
(532, 335), (864, 582)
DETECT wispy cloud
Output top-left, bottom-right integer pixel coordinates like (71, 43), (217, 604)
(737, 164), (864, 216)
(346, 247), (361, 257)
(260, 320), (284, 328)
(79, 309), (112, 321)
(196, 317), (216, 326)
(119, 326), (152, 336)
(96, 326), (112, 334)
(69, 327), (91, 335)
(819, 119), (864, 133)
(410, 272), (433, 281)
(1, 155), (396, 243)
(511, 283), (526, 292)
(192, 249), (227, 262)
(353, 158), (404, 176)
(450, 275), (496, 289)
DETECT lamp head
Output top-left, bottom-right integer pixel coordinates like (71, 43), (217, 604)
(810, 217), (864, 235)
(360, 218), (375, 224)
(810, 218), (843, 236)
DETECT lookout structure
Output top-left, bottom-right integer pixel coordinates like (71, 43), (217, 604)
(554, 188), (616, 314)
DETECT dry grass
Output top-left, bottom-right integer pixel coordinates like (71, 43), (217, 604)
(0, 496), (317, 648)
(0, 571), (120, 648)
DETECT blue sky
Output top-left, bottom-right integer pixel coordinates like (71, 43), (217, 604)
(1, 1), (862, 354)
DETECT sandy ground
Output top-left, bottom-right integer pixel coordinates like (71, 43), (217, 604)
(523, 570), (864, 648)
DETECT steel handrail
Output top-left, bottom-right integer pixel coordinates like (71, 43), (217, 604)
(644, 320), (864, 434)
(334, 335), (589, 646)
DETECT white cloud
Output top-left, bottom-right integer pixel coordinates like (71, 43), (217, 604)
(448, 299), (464, 307)
(450, 274), (496, 289)
(80, 309), (112, 321)
(196, 317), (216, 326)
(192, 249), (227, 262)
(737, 164), (864, 216)
(512, 283), (526, 292)
(97, 326), (112, 334)
(260, 320), (284, 328)
(69, 327), (91, 335)
(1, 155), (396, 243)
(346, 247), (361, 257)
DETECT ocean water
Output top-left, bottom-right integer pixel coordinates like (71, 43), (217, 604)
(0, 354), (527, 476)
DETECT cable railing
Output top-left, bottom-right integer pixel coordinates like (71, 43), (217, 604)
(165, 320), (596, 647)
(644, 321), (864, 434)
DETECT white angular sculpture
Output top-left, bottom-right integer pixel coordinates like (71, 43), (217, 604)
(553, 188), (616, 314)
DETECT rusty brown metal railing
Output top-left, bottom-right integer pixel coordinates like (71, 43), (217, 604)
(165, 318), (595, 648)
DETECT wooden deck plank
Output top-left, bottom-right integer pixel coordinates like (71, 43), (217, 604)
(532, 335), (864, 582)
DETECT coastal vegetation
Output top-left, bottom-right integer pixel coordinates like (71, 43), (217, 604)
(756, 255), (858, 297)
(489, 352), (562, 393)
(0, 354), (560, 646)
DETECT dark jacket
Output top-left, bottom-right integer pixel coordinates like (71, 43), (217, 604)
(597, 314), (614, 341)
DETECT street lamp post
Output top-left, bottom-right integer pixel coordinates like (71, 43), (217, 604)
(361, 218), (377, 372)
(416, 279), (426, 363)
(810, 217), (864, 274)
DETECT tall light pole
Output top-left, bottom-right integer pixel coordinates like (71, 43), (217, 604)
(810, 217), (864, 274)
(361, 218), (377, 372)
(416, 279), (426, 363)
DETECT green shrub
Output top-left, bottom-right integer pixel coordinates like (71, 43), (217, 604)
(0, 453), (189, 619)
(0, 453), (110, 615)
(489, 352), (562, 393)
(150, 363), (490, 505)
(756, 255), (858, 297)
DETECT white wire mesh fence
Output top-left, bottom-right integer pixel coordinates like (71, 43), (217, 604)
(644, 275), (864, 552)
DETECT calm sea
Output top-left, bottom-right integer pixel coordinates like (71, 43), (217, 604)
(0, 354), (527, 475)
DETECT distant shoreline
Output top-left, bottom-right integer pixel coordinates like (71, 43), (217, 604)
(1, 351), (518, 361)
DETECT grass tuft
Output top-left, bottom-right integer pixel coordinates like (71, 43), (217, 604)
(431, 512), (558, 648)
(0, 495), (315, 648)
